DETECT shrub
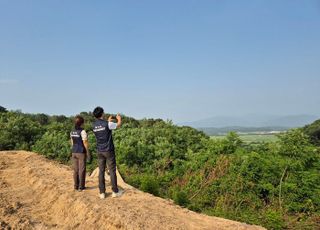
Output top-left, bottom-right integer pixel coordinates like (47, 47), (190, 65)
(140, 175), (160, 196)
(32, 131), (70, 163)
(0, 112), (43, 150)
(173, 190), (189, 207)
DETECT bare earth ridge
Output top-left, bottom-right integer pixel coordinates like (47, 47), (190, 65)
(0, 151), (265, 230)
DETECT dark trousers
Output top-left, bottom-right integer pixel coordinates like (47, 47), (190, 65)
(72, 153), (86, 189)
(98, 151), (118, 193)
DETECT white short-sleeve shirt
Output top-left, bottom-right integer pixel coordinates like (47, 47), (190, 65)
(80, 130), (88, 140)
(108, 122), (117, 130)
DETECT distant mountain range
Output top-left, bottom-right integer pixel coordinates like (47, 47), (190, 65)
(180, 114), (318, 129)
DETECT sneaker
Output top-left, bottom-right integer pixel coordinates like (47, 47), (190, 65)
(99, 193), (106, 199)
(112, 189), (124, 198)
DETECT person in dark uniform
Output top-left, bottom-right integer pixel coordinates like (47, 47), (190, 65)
(70, 115), (90, 191)
(92, 106), (123, 199)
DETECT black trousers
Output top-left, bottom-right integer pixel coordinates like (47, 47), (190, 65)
(98, 152), (119, 193)
(72, 153), (86, 189)
(98, 151), (118, 193)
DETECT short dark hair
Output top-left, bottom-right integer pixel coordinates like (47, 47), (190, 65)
(75, 115), (84, 128)
(93, 106), (104, 118)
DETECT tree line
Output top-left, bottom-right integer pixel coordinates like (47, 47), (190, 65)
(0, 106), (319, 229)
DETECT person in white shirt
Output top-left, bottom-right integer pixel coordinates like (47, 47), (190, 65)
(92, 107), (123, 199)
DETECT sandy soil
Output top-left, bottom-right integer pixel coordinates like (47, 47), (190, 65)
(0, 151), (265, 230)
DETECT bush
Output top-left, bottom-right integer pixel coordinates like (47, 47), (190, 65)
(32, 131), (71, 163)
(303, 119), (320, 145)
(173, 190), (189, 207)
(263, 210), (285, 230)
(0, 106), (7, 113)
(0, 112), (43, 150)
(140, 175), (160, 196)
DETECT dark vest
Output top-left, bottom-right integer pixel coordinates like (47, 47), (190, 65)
(70, 128), (86, 154)
(92, 119), (114, 153)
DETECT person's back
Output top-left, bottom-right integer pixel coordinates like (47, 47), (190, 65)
(70, 115), (90, 192)
(92, 118), (114, 153)
(71, 128), (86, 154)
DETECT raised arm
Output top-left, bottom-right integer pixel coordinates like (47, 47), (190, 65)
(116, 113), (122, 128)
(108, 113), (122, 129)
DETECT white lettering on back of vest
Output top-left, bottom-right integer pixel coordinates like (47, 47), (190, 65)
(71, 131), (80, 137)
(93, 125), (106, 132)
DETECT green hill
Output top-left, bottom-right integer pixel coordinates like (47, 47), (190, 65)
(303, 119), (320, 146)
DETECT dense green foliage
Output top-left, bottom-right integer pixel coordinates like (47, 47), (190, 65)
(304, 119), (320, 146)
(0, 112), (43, 150)
(0, 106), (7, 113)
(0, 106), (319, 229)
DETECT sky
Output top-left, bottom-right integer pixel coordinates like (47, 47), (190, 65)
(0, 0), (320, 123)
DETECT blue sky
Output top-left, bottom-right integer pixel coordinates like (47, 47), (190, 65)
(0, 0), (319, 122)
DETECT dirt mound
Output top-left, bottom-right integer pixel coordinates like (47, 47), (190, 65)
(89, 167), (133, 190)
(0, 151), (265, 230)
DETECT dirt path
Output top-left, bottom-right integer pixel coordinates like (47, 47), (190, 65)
(0, 151), (265, 230)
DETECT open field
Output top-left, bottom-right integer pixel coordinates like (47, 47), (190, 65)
(211, 134), (278, 143)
